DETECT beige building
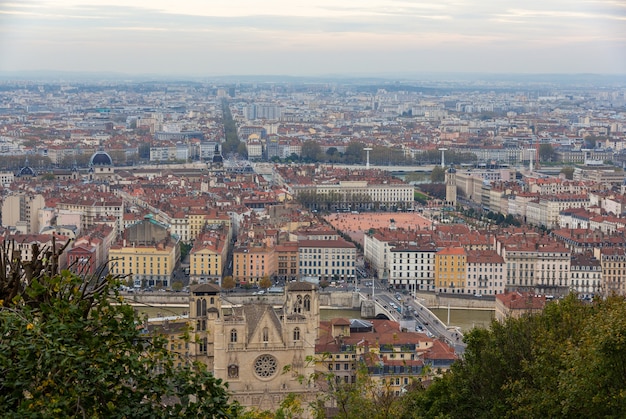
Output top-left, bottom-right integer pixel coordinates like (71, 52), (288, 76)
(189, 226), (229, 284)
(495, 291), (547, 322)
(465, 249), (505, 296)
(233, 242), (276, 286)
(189, 282), (319, 414)
(298, 239), (356, 282)
(56, 196), (124, 234)
(595, 247), (626, 296)
(109, 216), (180, 288)
(1, 193), (46, 234)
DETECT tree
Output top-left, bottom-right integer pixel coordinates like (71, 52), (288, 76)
(171, 280), (184, 291)
(259, 275), (272, 290)
(539, 144), (556, 162)
(414, 294), (626, 418)
(344, 142), (364, 164)
(430, 166), (445, 183)
(0, 240), (240, 418)
(560, 166), (575, 180)
(222, 275), (236, 293)
(301, 141), (322, 162)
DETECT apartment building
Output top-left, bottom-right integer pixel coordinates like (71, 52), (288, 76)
(108, 217), (180, 288)
(1, 193), (46, 234)
(570, 252), (602, 299)
(298, 238), (356, 282)
(595, 247), (626, 296)
(189, 226), (230, 284)
(232, 242), (276, 285)
(465, 249), (505, 296)
(435, 247), (467, 294)
(389, 243), (437, 292)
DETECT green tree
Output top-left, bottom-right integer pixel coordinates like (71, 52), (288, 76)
(539, 144), (556, 162)
(344, 142), (364, 164)
(0, 240), (240, 418)
(415, 294), (626, 419)
(301, 141), (322, 162)
(560, 166), (575, 180)
(430, 166), (445, 183)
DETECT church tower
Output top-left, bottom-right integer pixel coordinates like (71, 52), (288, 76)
(445, 165), (457, 207)
(189, 283), (221, 370)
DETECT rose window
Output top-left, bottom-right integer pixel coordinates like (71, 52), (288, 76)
(254, 354), (278, 378)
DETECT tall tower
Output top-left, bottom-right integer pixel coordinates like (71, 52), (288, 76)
(364, 147), (373, 169)
(439, 148), (447, 168)
(445, 165), (457, 207)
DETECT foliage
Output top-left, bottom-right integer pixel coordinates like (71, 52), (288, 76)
(0, 240), (240, 418)
(259, 275), (272, 290)
(539, 143), (556, 162)
(418, 184), (446, 200)
(413, 294), (626, 418)
(560, 166), (575, 180)
(430, 166), (445, 183)
(222, 275), (236, 292)
(179, 242), (192, 259)
(282, 353), (426, 419)
(221, 100), (245, 158)
(301, 140), (323, 162)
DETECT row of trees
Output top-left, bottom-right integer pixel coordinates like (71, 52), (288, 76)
(276, 141), (480, 167)
(221, 100), (248, 158)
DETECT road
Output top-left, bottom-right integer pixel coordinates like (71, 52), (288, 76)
(366, 279), (467, 356)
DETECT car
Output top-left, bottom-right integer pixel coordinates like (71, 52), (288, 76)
(474, 293), (482, 298)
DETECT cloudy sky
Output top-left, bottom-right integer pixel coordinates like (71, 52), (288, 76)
(0, 0), (624, 77)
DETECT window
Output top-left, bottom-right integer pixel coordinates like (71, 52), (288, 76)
(196, 298), (207, 317)
(262, 327), (269, 342)
(230, 329), (238, 343)
(293, 327), (300, 341)
(254, 354), (278, 378)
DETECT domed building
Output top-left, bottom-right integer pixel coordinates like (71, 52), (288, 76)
(15, 158), (37, 178)
(88, 149), (115, 181)
(90, 150), (113, 166)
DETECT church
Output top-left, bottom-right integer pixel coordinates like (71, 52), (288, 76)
(187, 282), (319, 413)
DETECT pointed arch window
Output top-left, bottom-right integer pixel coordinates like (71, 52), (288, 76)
(304, 295), (311, 312)
(293, 327), (301, 341)
(262, 327), (269, 342)
(230, 328), (238, 343)
(196, 298), (207, 317)
(294, 295), (303, 313)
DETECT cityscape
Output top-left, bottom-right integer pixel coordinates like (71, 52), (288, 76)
(1, 75), (626, 415)
(1, 0), (626, 417)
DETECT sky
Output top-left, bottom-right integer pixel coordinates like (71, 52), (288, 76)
(0, 0), (625, 77)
